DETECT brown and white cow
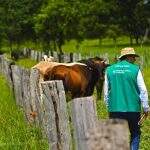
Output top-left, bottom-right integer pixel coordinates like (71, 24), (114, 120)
(33, 57), (108, 99)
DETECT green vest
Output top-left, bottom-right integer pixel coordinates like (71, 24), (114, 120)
(106, 60), (141, 112)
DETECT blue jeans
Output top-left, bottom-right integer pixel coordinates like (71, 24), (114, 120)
(109, 112), (141, 150)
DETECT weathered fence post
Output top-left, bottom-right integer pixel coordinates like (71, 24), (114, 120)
(63, 53), (71, 62)
(0, 56), (14, 87)
(86, 119), (129, 150)
(30, 68), (42, 124)
(52, 51), (59, 62)
(0, 55), (4, 74)
(11, 65), (24, 107)
(30, 50), (35, 60)
(71, 96), (97, 150)
(72, 53), (82, 62)
(22, 68), (32, 122)
(40, 80), (72, 150)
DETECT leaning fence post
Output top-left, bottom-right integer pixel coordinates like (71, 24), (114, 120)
(11, 65), (24, 107)
(22, 68), (32, 122)
(2, 57), (14, 87)
(30, 68), (41, 124)
(86, 119), (129, 150)
(40, 80), (72, 150)
(71, 96), (97, 150)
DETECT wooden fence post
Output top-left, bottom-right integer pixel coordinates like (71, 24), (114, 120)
(71, 96), (97, 150)
(2, 58), (14, 87)
(86, 119), (129, 150)
(72, 53), (82, 62)
(63, 53), (71, 62)
(22, 68), (32, 122)
(40, 80), (72, 150)
(11, 65), (24, 107)
(0, 55), (4, 74)
(53, 51), (59, 62)
(30, 68), (42, 124)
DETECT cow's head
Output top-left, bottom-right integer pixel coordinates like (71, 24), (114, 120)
(88, 57), (109, 80)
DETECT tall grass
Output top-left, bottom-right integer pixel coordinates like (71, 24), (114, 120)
(0, 75), (48, 150)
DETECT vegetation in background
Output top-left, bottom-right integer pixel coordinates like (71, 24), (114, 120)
(0, 0), (149, 54)
(0, 75), (48, 150)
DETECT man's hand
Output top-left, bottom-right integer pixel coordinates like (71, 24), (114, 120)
(143, 107), (150, 117)
(144, 111), (149, 118)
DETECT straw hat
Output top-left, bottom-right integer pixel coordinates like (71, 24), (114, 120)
(118, 47), (139, 59)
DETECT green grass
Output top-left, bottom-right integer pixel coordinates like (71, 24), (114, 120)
(140, 68), (150, 150)
(15, 58), (37, 68)
(0, 75), (49, 150)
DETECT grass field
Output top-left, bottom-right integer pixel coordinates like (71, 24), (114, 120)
(0, 75), (49, 150)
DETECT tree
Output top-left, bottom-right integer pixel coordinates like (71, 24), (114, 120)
(106, 24), (122, 46)
(116, 0), (150, 45)
(81, 0), (109, 41)
(0, 0), (43, 51)
(34, 0), (85, 54)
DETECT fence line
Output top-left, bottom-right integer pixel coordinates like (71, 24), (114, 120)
(14, 47), (149, 69)
(0, 55), (129, 150)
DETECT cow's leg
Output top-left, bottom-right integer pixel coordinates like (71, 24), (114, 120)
(95, 79), (104, 100)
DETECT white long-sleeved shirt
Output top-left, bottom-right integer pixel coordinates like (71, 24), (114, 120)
(104, 70), (150, 112)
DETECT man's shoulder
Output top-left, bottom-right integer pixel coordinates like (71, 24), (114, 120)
(106, 63), (117, 72)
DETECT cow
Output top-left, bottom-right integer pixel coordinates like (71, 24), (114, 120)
(43, 57), (108, 99)
(32, 59), (86, 81)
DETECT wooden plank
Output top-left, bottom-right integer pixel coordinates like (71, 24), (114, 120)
(11, 65), (23, 107)
(34, 51), (38, 61)
(0, 55), (5, 74)
(72, 53), (82, 62)
(40, 80), (72, 150)
(30, 50), (35, 60)
(53, 51), (59, 62)
(63, 53), (70, 63)
(30, 68), (42, 124)
(2, 58), (14, 87)
(71, 96), (97, 150)
(22, 68), (32, 122)
(86, 119), (129, 150)
(38, 51), (42, 61)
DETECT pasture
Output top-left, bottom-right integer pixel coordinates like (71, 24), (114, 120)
(1, 37), (150, 149)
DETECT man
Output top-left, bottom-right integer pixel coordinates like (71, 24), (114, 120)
(104, 47), (150, 150)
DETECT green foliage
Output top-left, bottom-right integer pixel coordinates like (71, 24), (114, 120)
(116, 0), (150, 44)
(0, 0), (150, 53)
(34, 0), (85, 53)
(0, 0), (44, 51)
(0, 75), (48, 150)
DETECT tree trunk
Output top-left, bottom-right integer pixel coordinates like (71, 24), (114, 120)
(58, 43), (63, 55)
(135, 37), (139, 45)
(53, 41), (57, 51)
